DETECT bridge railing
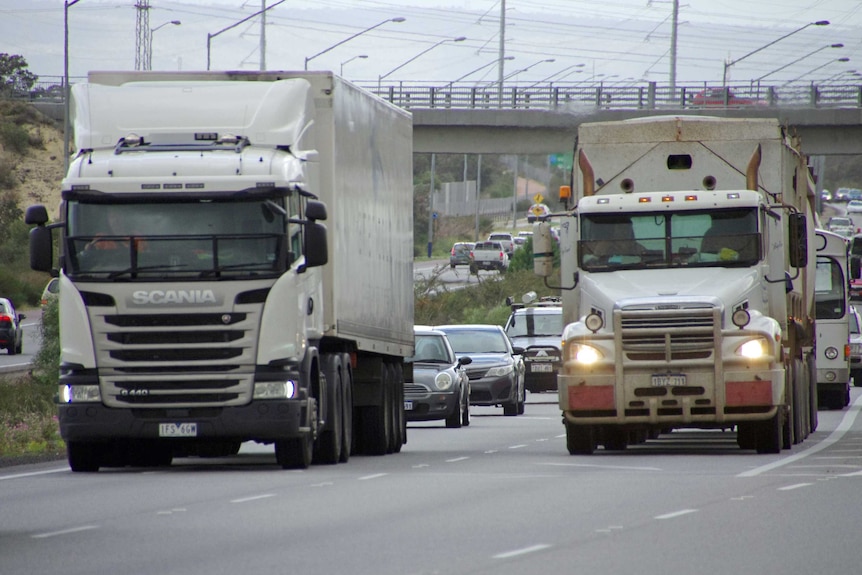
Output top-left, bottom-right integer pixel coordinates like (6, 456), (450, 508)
(11, 76), (862, 111)
(357, 81), (862, 111)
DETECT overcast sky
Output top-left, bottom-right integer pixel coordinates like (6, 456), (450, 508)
(2, 0), (861, 88)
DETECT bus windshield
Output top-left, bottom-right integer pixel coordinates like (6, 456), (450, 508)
(579, 208), (760, 272)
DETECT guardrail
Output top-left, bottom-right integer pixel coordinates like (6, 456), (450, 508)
(357, 81), (862, 111)
(10, 77), (862, 112)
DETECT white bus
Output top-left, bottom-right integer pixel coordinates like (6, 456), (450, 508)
(814, 229), (851, 409)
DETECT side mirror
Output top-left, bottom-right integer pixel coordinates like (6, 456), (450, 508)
(25, 205), (49, 226)
(458, 356), (472, 366)
(306, 200), (327, 222)
(788, 212), (808, 268)
(303, 221), (328, 269)
(532, 222), (554, 278)
(29, 226), (53, 272)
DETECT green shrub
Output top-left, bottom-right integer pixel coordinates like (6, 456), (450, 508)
(0, 122), (30, 154)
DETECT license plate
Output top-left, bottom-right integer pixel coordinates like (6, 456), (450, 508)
(651, 374), (686, 387)
(158, 422), (197, 437)
(531, 364), (553, 373)
(404, 401), (413, 411)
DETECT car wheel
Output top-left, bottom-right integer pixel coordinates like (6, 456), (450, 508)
(15, 340), (22, 354)
(853, 370), (862, 387)
(461, 399), (470, 427)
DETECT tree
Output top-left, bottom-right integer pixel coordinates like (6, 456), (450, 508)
(0, 54), (38, 97)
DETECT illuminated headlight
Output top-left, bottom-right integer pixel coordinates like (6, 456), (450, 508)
(60, 385), (101, 404)
(568, 344), (602, 365)
(732, 309), (751, 328)
(254, 380), (297, 400)
(435, 372), (454, 390)
(824, 347), (839, 360)
(737, 338), (767, 359)
(486, 364), (514, 377)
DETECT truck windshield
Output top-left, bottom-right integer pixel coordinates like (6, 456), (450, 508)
(65, 197), (296, 280)
(579, 208), (760, 272)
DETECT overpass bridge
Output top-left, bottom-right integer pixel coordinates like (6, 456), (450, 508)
(25, 78), (862, 156)
(357, 81), (862, 156)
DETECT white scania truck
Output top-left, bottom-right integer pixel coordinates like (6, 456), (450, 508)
(532, 116), (818, 454)
(27, 71), (414, 471)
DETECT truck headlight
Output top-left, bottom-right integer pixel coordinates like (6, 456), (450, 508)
(486, 365), (514, 377)
(568, 344), (602, 365)
(60, 385), (102, 403)
(435, 372), (454, 390)
(824, 346), (839, 360)
(737, 338), (768, 359)
(254, 380), (297, 400)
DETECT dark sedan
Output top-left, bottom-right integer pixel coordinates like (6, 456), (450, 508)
(404, 328), (472, 428)
(435, 324), (525, 416)
(0, 297), (24, 355)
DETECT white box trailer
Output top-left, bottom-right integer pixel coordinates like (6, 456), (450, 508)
(27, 70), (413, 471)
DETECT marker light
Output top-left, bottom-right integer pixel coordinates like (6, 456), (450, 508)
(732, 308), (751, 328)
(585, 313), (604, 333)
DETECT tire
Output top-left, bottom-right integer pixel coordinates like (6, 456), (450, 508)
(445, 405), (462, 428)
(853, 370), (862, 388)
(517, 381), (526, 415)
(461, 395), (470, 427)
(339, 355), (353, 463)
(8, 344), (16, 356)
(392, 362), (405, 453)
(67, 441), (102, 472)
(314, 355), (343, 465)
(602, 427), (628, 451)
(275, 435), (312, 469)
(361, 364), (392, 456)
(15, 336), (22, 355)
(737, 423), (756, 450)
(756, 412), (782, 454)
(566, 421), (595, 455)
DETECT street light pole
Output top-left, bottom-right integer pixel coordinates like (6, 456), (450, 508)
(305, 17), (405, 71)
(64, 0), (81, 173)
(448, 56), (514, 89)
(722, 20), (829, 85)
(207, 0), (286, 71)
(754, 43), (843, 82)
(340, 54), (368, 76)
(378, 36), (467, 91)
(147, 20), (181, 71)
(784, 57), (850, 85)
(499, 58), (555, 83)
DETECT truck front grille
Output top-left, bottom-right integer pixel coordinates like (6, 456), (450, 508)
(619, 307), (718, 362)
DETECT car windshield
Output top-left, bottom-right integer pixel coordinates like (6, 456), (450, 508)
(441, 329), (509, 354)
(505, 312), (564, 338)
(64, 195), (301, 280)
(408, 334), (452, 363)
(579, 207), (760, 272)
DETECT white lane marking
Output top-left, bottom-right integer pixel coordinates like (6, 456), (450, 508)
(655, 509), (698, 520)
(535, 438), (549, 442)
(814, 455), (862, 459)
(310, 482), (334, 487)
(32, 525), (99, 539)
(0, 467), (68, 481)
(446, 457), (469, 463)
(493, 544), (553, 559)
(358, 473), (387, 481)
(839, 470), (862, 477)
(484, 450), (499, 454)
(509, 444), (527, 449)
(412, 464), (429, 469)
(738, 393), (862, 478)
(595, 525), (624, 533)
(777, 483), (812, 491)
(540, 462), (662, 472)
(230, 493), (276, 504)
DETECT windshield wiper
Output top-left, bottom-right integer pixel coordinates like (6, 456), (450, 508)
(108, 264), (188, 279)
(199, 263), (274, 278)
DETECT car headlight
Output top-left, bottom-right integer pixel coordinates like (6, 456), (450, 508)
(567, 343), (602, 365)
(435, 372), (454, 390)
(254, 380), (297, 399)
(60, 385), (102, 403)
(737, 338), (768, 359)
(486, 364), (514, 377)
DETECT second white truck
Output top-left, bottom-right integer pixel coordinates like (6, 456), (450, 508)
(533, 115), (818, 454)
(27, 70), (413, 471)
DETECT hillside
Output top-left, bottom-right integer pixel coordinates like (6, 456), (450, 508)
(9, 110), (65, 216)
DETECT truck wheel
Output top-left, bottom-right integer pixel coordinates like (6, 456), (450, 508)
(67, 441), (102, 472)
(275, 435), (312, 469)
(565, 421), (595, 455)
(736, 423), (756, 450)
(755, 412), (782, 454)
(339, 354), (353, 463)
(314, 355), (343, 465)
(602, 427), (628, 451)
(388, 362), (405, 453)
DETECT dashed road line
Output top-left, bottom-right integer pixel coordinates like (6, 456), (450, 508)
(446, 457), (469, 463)
(777, 483), (812, 491)
(32, 525), (99, 539)
(231, 493), (276, 504)
(493, 544), (552, 559)
(655, 509), (698, 520)
(358, 473), (388, 481)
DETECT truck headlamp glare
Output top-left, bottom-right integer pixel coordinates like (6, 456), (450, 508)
(435, 372), (454, 390)
(60, 385), (102, 404)
(737, 338), (767, 359)
(569, 344), (602, 365)
(254, 380), (297, 400)
(732, 309), (751, 328)
(824, 346), (839, 360)
(585, 313), (604, 333)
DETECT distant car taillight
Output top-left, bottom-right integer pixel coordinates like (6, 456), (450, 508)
(499, 251), (505, 260)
